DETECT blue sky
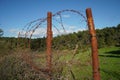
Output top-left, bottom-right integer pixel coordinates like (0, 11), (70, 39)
(0, 0), (120, 37)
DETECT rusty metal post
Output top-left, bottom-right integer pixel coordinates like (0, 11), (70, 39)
(28, 38), (31, 49)
(46, 12), (52, 74)
(17, 32), (20, 48)
(86, 8), (101, 80)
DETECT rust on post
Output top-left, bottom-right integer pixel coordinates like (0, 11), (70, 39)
(86, 8), (101, 80)
(46, 12), (52, 74)
(28, 38), (31, 49)
(17, 32), (20, 48)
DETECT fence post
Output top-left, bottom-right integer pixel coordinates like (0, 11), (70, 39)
(17, 32), (20, 48)
(46, 12), (52, 75)
(28, 38), (31, 49)
(86, 8), (101, 80)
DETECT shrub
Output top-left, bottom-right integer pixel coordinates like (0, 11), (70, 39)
(0, 53), (47, 80)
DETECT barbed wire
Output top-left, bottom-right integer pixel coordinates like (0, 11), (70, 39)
(17, 9), (94, 80)
(18, 9), (87, 39)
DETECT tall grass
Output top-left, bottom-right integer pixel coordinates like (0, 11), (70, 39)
(0, 46), (119, 80)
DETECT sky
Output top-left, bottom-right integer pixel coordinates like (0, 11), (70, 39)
(0, 0), (120, 37)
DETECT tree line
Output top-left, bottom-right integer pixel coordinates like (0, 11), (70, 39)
(30, 24), (120, 51)
(0, 24), (120, 53)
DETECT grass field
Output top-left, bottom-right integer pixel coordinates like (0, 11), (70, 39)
(0, 46), (119, 80)
(29, 46), (120, 80)
(99, 46), (120, 80)
(62, 46), (120, 80)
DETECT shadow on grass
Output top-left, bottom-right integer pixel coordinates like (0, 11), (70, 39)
(99, 55), (120, 58)
(105, 50), (120, 55)
(99, 50), (120, 58)
(101, 69), (120, 80)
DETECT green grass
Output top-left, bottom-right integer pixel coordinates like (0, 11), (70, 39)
(99, 46), (120, 80)
(51, 46), (120, 80)
(33, 46), (120, 79)
(51, 48), (93, 79)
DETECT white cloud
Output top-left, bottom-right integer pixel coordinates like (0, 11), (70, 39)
(9, 23), (86, 38)
(9, 28), (20, 37)
(52, 24), (80, 36)
(55, 16), (60, 19)
(62, 14), (70, 18)
(55, 14), (70, 19)
(9, 28), (20, 34)
(32, 27), (46, 38)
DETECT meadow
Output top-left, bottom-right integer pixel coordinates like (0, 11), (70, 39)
(0, 46), (119, 80)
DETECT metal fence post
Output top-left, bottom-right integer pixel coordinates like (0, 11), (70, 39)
(46, 12), (52, 75)
(17, 32), (20, 48)
(86, 8), (101, 80)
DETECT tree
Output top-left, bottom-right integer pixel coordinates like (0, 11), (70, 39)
(0, 29), (3, 37)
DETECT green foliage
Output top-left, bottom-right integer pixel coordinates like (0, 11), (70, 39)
(96, 25), (120, 48)
(0, 24), (120, 52)
(30, 37), (46, 51)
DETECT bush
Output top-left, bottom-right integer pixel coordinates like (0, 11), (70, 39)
(0, 39), (14, 57)
(0, 53), (47, 80)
